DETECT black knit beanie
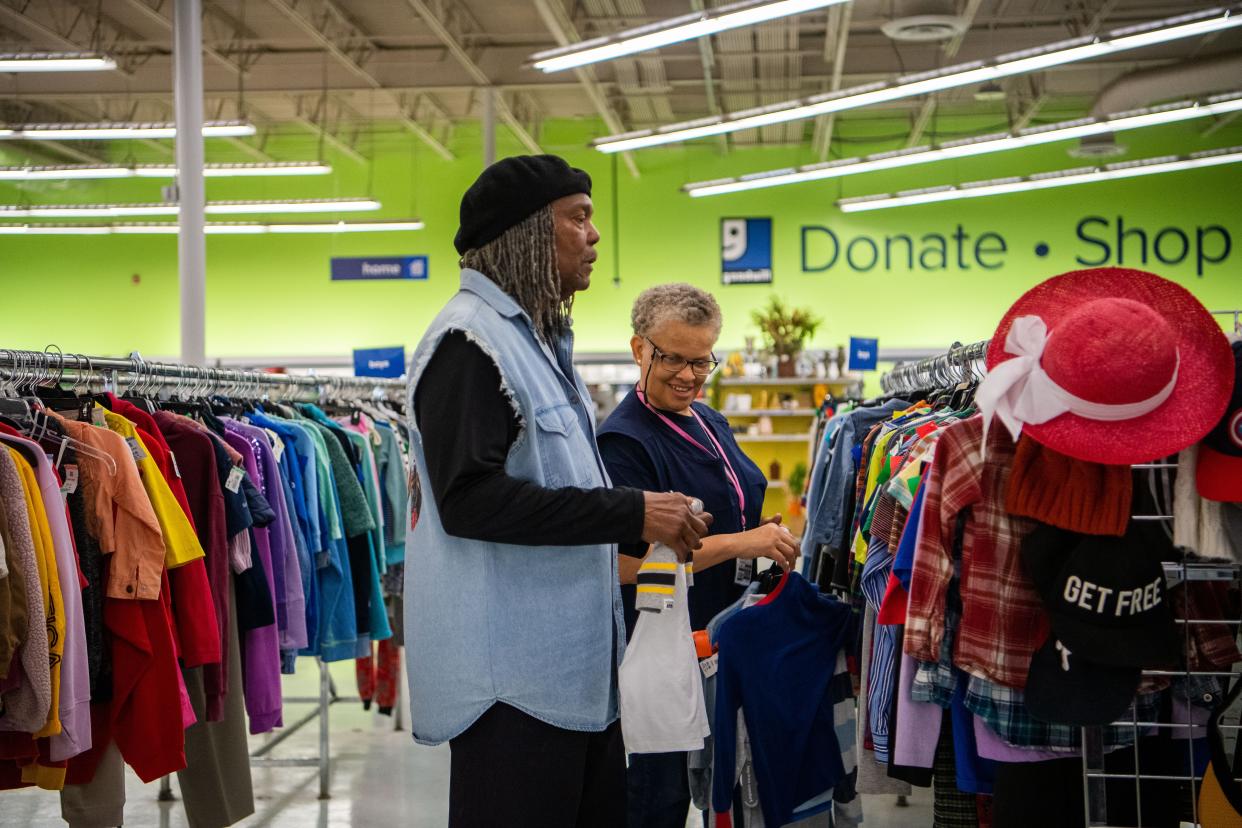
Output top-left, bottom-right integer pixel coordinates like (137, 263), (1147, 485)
(454, 154), (592, 255)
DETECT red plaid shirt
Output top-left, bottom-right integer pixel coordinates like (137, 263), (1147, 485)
(904, 416), (1047, 688)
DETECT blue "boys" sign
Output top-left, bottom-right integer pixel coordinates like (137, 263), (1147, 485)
(353, 347), (406, 378)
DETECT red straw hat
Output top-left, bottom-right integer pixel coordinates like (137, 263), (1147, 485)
(980, 268), (1234, 466)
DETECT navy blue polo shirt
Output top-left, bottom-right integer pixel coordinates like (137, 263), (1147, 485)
(598, 389), (767, 636)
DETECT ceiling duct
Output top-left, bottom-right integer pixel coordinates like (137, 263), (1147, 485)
(1073, 52), (1242, 157)
(880, 0), (969, 42)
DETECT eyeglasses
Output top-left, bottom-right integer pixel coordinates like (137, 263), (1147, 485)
(646, 337), (720, 377)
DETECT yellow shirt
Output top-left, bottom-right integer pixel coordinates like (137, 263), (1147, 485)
(8, 448), (64, 740)
(100, 407), (205, 569)
(852, 405), (932, 564)
(852, 428), (902, 563)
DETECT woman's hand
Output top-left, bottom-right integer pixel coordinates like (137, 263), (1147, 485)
(735, 520), (800, 571)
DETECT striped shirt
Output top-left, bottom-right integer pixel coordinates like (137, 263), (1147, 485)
(635, 546), (693, 612)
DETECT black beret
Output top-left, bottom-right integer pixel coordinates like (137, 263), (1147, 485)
(454, 154), (592, 255)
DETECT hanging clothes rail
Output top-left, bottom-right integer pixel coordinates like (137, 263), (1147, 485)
(0, 348), (406, 402)
(0, 345), (407, 804)
(880, 339), (990, 397)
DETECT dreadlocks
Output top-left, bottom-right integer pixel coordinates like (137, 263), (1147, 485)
(459, 205), (571, 343)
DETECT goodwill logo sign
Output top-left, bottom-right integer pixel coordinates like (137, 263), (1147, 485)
(331, 256), (428, 281)
(721, 218), (773, 285)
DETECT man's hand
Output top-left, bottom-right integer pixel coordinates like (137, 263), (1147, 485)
(641, 492), (712, 561)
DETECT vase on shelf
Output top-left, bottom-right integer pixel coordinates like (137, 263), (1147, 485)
(769, 460), (782, 481)
(777, 355), (797, 378)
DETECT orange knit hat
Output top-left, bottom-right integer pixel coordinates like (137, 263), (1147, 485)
(1005, 435), (1131, 536)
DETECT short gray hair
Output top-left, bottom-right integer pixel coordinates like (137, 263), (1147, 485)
(631, 283), (723, 338)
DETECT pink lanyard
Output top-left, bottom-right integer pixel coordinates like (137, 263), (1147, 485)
(636, 387), (747, 530)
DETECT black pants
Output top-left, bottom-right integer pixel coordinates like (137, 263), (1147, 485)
(626, 751), (692, 828)
(448, 702), (626, 828)
(992, 736), (1180, 828)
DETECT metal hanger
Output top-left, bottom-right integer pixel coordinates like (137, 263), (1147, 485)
(0, 348), (118, 476)
(0, 349), (34, 422)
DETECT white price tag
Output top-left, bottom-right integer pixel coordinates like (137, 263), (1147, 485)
(91, 407), (106, 427)
(225, 466), (245, 493)
(663, 597), (675, 611)
(60, 464), (79, 495)
(169, 451), (181, 479)
(267, 430), (285, 462)
(125, 437), (147, 462)
(699, 652), (719, 679)
(734, 559), (754, 586)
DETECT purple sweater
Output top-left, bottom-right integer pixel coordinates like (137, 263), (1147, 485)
(226, 420), (307, 652)
(222, 428), (283, 734)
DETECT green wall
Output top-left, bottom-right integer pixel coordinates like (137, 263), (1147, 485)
(0, 115), (1239, 360)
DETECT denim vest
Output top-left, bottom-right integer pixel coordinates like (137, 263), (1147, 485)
(403, 269), (626, 745)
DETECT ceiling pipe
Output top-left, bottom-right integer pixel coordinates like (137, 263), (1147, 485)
(1074, 51), (1242, 157)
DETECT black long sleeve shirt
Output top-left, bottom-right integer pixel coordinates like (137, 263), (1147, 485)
(414, 330), (645, 547)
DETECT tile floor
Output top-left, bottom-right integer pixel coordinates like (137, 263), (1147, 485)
(3, 661), (934, 827)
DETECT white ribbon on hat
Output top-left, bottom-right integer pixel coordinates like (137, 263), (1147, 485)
(977, 315), (1180, 448)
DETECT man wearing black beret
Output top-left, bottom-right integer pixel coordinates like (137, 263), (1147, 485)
(404, 154), (712, 827)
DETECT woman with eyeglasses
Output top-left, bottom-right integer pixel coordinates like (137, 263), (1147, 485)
(597, 283), (800, 828)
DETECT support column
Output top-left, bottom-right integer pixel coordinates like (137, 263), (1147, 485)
(482, 87), (496, 168)
(175, 0), (207, 365)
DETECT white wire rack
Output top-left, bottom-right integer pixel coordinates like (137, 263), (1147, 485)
(1081, 309), (1241, 827)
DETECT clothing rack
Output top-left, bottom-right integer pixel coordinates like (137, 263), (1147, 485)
(875, 312), (1241, 826)
(0, 348), (407, 401)
(1081, 308), (1242, 827)
(0, 346), (409, 803)
(879, 340), (990, 397)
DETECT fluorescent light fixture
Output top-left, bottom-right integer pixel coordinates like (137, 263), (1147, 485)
(0, 166), (130, 181)
(836, 146), (1242, 212)
(264, 221), (423, 234)
(0, 120), (256, 141)
(0, 224), (113, 235)
(200, 162), (332, 177)
(0, 220), (424, 235)
(684, 92), (1242, 196)
(207, 198), (379, 215)
(0, 162), (332, 181)
(0, 198), (380, 218)
(0, 52), (116, 72)
(530, 0), (846, 72)
(595, 5), (1242, 152)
